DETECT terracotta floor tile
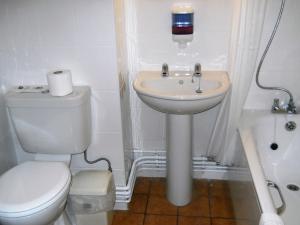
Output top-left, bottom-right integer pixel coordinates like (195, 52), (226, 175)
(112, 212), (144, 225)
(178, 196), (210, 217)
(210, 187), (231, 198)
(178, 216), (211, 225)
(209, 180), (231, 197)
(134, 177), (151, 194)
(146, 195), (177, 215)
(194, 179), (209, 197)
(229, 181), (255, 198)
(212, 218), (252, 225)
(210, 196), (234, 218)
(129, 194), (148, 213)
(231, 197), (257, 220)
(112, 178), (250, 225)
(150, 178), (166, 196)
(144, 215), (177, 225)
(211, 218), (237, 225)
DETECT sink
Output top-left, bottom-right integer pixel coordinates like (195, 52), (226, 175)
(133, 71), (230, 114)
(133, 70), (231, 206)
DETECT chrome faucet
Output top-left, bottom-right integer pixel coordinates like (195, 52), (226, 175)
(192, 63), (202, 93)
(161, 63), (169, 77)
(272, 98), (297, 114)
(192, 63), (202, 83)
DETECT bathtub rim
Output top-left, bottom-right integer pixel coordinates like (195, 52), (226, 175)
(238, 127), (276, 214)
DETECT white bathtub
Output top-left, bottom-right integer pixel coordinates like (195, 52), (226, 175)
(239, 109), (300, 225)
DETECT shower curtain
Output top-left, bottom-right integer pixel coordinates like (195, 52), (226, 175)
(207, 0), (268, 165)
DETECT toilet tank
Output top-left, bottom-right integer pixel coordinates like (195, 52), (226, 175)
(5, 86), (91, 154)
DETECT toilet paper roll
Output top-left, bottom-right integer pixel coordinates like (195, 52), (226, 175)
(47, 70), (73, 96)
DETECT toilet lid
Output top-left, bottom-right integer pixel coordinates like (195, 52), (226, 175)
(0, 161), (71, 214)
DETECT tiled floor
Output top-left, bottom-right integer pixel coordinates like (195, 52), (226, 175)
(112, 178), (253, 225)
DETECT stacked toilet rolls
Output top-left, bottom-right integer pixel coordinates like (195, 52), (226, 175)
(47, 70), (73, 96)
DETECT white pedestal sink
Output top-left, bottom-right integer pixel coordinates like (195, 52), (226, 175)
(133, 71), (230, 206)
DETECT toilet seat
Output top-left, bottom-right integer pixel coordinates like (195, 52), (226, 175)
(0, 161), (71, 218)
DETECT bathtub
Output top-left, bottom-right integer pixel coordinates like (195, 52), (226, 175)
(238, 109), (300, 225)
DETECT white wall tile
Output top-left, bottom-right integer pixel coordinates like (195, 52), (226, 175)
(71, 132), (124, 170)
(1, 0), (41, 49)
(36, 0), (77, 48)
(73, 47), (119, 91)
(135, 0), (234, 71)
(90, 133), (125, 169)
(0, 0), (126, 184)
(193, 105), (220, 156)
(73, 0), (117, 46)
(138, 103), (166, 150)
(245, 0), (300, 109)
(91, 91), (123, 133)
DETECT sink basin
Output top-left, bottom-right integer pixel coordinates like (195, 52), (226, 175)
(133, 71), (231, 114)
(133, 70), (231, 206)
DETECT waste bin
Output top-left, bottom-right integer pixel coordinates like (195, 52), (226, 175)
(67, 170), (115, 225)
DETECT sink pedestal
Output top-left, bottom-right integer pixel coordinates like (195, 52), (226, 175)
(166, 114), (193, 206)
(133, 70), (230, 206)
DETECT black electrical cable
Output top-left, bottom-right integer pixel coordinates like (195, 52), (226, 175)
(84, 149), (112, 172)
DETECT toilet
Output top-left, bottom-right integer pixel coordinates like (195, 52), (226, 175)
(0, 86), (91, 225)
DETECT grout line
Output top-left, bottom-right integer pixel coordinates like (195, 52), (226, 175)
(176, 205), (179, 225)
(142, 178), (152, 225)
(144, 213), (213, 219)
(207, 180), (213, 225)
(208, 179), (213, 220)
(176, 178), (179, 225)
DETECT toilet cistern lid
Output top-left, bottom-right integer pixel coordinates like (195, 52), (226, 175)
(0, 161), (71, 214)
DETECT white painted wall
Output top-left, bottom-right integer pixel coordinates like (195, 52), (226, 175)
(245, 0), (300, 109)
(0, 0), (126, 185)
(125, 0), (235, 158)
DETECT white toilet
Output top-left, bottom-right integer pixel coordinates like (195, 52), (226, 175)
(0, 86), (91, 225)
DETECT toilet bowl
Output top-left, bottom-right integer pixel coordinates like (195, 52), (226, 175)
(0, 161), (71, 225)
(0, 86), (91, 225)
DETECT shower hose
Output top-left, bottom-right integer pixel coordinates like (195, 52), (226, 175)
(255, 0), (295, 104)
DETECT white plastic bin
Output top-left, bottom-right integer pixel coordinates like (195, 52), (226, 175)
(68, 170), (115, 225)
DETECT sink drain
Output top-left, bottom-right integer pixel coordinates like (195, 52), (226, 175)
(287, 184), (299, 191)
(270, 143), (278, 150)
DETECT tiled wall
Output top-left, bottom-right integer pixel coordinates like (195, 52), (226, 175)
(0, 0), (126, 185)
(127, 0), (235, 157)
(2, 0), (294, 185)
(245, 0), (300, 109)
(135, 0), (234, 70)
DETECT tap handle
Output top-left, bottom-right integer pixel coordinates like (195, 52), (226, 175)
(273, 98), (279, 106)
(194, 63), (202, 75)
(162, 63), (169, 77)
(272, 98), (280, 112)
(288, 98), (297, 114)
